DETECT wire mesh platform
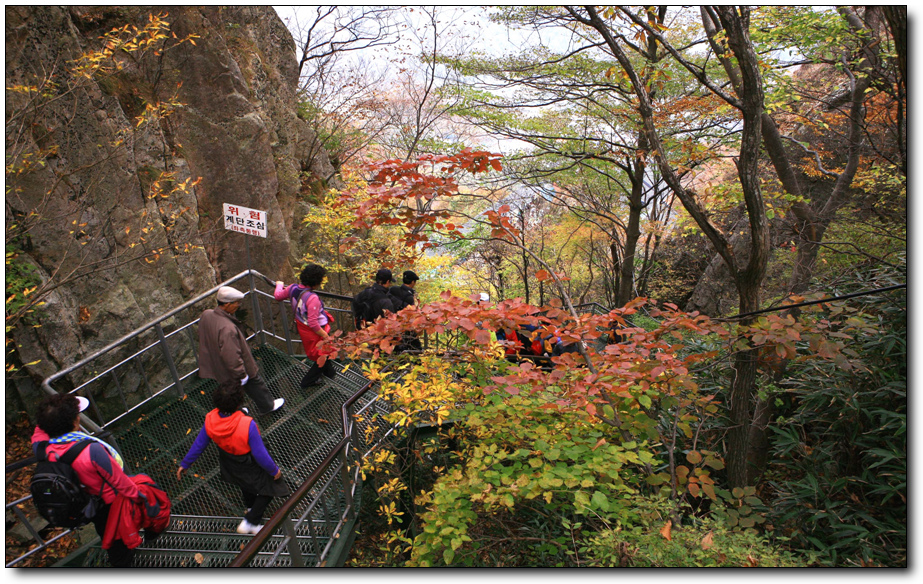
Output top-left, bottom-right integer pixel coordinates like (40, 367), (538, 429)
(71, 345), (379, 567)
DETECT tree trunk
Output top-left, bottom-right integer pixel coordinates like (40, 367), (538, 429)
(578, 5), (770, 488)
(617, 158), (645, 307)
(522, 248), (531, 305)
(788, 225), (826, 294)
(617, 213), (640, 307)
(727, 282), (762, 488)
(609, 242), (622, 306)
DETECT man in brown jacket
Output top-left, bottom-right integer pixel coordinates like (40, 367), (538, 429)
(198, 286), (284, 415)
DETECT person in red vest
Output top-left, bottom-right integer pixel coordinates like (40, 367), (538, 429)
(176, 380), (288, 535)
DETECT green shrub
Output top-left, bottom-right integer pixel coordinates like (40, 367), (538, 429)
(408, 390), (655, 567)
(767, 268), (906, 567)
(583, 497), (805, 567)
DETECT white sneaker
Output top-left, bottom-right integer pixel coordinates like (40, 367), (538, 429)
(237, 519), (263, 535)
(241, 407), (249, 415)
(270, 398), (285, 412)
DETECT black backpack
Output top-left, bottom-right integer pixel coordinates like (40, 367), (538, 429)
(352, 288), (373, 326)
(30, 440), (99, 528)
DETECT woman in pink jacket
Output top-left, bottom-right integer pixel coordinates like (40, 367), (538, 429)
(275, 264), (336, 388)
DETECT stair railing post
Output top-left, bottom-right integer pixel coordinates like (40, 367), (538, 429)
(248, 270), (267, 346)
(279, 297), (296, 357)
(339, 447), (355, 523)
(154, 323), (184, 397)
(283, 519), (306, 567)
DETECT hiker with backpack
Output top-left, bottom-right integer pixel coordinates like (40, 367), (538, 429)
(31, 393), (167, 567)
(352, 268), (396, 329)
(388, 270), (419, 312)
(176, 380), (288, 535)
(275, 264), (337, 388)
(390, 270), (423, 352)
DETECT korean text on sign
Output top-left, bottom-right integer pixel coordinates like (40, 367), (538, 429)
(223, 203), (268, 238)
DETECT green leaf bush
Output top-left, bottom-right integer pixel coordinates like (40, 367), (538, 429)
(766, 264), (906, 566)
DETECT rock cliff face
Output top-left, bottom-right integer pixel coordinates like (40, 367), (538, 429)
(5, 6), (333, 418)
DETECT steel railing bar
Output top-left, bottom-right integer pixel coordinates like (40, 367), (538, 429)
(229, 435), (350, 567)
(98, 382), (195, 429)
(106, 370), (127, 415)
(257, 331), (291, 345)
(184, 324), (198, 366)
(132, 355), (154, 399)
(292, 464), (344, 521)
(317, 508), (350, 564)
(248, 273), (267, 347)
(154, 323), (184, 397)
(9, 503), (46, 544)
(62, 338), (164, 395)
(5, 528), (76, 568)
(80, 388), (106, 432)
(277, 297), (296, 356)
(177, 368), (200, 384)
(264, 300), (279, 346)
(289, 503), (321, 559)
(282, 520), (305, 567)
(41, 269), (273, 395)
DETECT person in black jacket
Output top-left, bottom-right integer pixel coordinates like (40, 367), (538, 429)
(391, 270), (422, 352)
(389, 270), (418, 311)
(353, 268), (397, 329)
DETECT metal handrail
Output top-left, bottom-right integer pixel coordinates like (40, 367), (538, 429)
(341, 381), (375, 439)
(39, 271), (358, 431)
(11, 269), (361, 568)
(228, 359), (403, 567)
(229, 435), (352, 567)
(41, 269), (265, 395)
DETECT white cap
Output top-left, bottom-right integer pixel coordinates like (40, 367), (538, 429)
(479, 293), (489, 302)
(75, 396), (90, 412)
(217, 286), (246, 303)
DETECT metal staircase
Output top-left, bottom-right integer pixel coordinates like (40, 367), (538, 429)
(6, 270), (394, 568)
(67, 346), (380, 567)
(6, 269), (615, 568)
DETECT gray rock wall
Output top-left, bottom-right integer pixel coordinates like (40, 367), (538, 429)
(5, 6), (334, 421)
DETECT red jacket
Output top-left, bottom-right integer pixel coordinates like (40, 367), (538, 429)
(205, 409), (252, 455)
(103, 474), (171, 550)
(31, 427), (139, 504)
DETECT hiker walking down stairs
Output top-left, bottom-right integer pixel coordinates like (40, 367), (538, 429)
(177, 380), (289, 535)
(390, 270), (422, 352)
(352, 268), (396, 329)
(198, 286), (284, 415)
(31, 394), (169, 567)
(275, 264), (337, 388)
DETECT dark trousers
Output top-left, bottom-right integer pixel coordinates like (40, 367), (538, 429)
(242, 490), (274, 525)
(395, 331), (422, 353)
(92, 503), (135, 568)
(242, 374), (275, 414)
(300, 359), (334, 388)
(301, 362), (323, 387)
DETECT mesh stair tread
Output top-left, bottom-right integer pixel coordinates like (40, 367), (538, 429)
(75, 345), (376, 567)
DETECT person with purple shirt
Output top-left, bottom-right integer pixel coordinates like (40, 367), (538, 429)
(176, 380), (288, 534)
